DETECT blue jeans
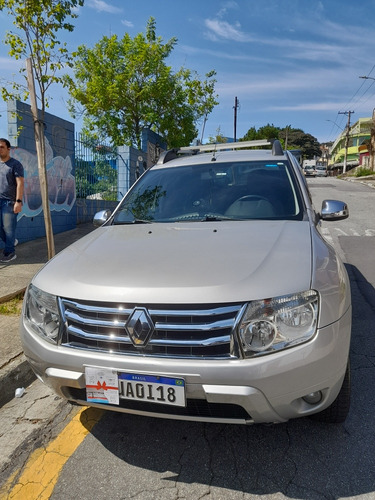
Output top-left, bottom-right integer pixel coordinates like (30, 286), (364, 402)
(0, 199), (17, 255)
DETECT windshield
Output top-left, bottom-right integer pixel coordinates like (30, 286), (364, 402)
(113, 160), (304, 224)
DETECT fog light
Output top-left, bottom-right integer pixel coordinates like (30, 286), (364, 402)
(303, 391), (322, 405)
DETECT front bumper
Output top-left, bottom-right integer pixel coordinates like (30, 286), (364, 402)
(20, 306), (351, 424)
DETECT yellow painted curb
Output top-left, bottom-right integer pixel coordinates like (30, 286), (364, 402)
(0, 406), (105, 500)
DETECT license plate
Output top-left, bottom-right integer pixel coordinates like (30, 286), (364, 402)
(118, 373), (186, 407)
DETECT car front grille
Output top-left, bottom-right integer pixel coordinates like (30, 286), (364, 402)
(59, 299), (246, 359)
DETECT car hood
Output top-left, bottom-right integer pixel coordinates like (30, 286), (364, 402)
(33, 221), (312, 303)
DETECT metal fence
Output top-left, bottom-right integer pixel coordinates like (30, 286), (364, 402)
(74, 133), (118, 201)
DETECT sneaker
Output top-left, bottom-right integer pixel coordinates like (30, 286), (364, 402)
(15, 239), (18, 246)
(1, 252), (16, 263)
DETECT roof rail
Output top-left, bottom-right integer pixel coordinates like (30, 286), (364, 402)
(156, 139), (284, 164)
(156, 149), (179, 165)
(178, 139), (272, 154)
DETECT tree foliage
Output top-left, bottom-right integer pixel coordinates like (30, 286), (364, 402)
(241, 123), (281, 143)
(75, 157), (118, 201)
(279, 128), (321, 159)
(241, 124), (321, 159)
(65, 17), (218, 149)
(0, 0), (84, 109)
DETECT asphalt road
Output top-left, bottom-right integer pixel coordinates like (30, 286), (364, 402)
(1, 177), (375, 500)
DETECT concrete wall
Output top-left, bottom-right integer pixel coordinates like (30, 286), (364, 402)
(117, 145), (142, 199)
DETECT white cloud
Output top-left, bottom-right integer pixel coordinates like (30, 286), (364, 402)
(268, 102), (354, 112)
(213, 67), (353, 108)
(86, 0), (123, 14)
(178, 44), (266, 63)
(216, 1), (239, 19)
(204, 19), (251, 42)
(121, 19), (134, 28)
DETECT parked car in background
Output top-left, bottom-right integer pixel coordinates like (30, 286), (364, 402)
(316, 165), (328, 177)
(304, 165), (317, 177)
(20, 139), (352, 425)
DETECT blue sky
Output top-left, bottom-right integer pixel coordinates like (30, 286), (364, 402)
(1, 0), (375, 145)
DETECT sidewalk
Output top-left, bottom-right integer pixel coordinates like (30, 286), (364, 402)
(0, 222), (96, 407)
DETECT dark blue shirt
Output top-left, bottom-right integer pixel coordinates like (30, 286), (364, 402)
(0, 157), (24, 201)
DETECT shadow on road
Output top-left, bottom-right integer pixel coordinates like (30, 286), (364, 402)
(70, 263), (375, 500)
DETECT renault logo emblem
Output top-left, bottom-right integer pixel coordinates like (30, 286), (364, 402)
(125, 308), (154, 346)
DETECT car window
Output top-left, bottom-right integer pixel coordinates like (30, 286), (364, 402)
(113, 161), (304, 223)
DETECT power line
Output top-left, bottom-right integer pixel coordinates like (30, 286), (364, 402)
(326, 65), (375, 142)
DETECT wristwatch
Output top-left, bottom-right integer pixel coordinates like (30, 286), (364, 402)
(16, 199), (23, 203)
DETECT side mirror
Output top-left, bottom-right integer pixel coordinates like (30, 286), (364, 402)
(93, 209), (112, 227)
(320, 200), (349, 221)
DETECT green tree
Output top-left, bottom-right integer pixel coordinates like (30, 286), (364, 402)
(279, 128), (321, 159)
(240, 126), (258, 141)
(241, 124), (321, 157)
(75, 158), (118, 201)
(0, 0), (84, 258)
(65, 17), (218, 149)
(241, 123), (281, 142)
(93, 159), (118, 201)
(74, 159), (97, 198)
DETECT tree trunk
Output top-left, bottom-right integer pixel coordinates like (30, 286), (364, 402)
(26, 58), (55, 259)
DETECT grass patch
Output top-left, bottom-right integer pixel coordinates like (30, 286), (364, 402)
(0, 293), (24, 315)
(355, 167), (375, 177)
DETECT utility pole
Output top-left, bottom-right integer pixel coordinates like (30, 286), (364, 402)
(338, 110), (354, 174)
(284, 125), (291, 150)
(233, 97), (239, 142)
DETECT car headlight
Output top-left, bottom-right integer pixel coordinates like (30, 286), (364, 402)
(24, 284), (61, 344)
(238, 290), (318, 357)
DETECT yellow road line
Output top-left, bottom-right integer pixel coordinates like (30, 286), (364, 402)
(0, 406), (105, 500)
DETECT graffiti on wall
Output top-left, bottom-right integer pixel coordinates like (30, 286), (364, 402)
(12, 136), (76, 219)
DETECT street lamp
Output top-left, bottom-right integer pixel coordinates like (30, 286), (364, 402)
(359, 76), (375, 172)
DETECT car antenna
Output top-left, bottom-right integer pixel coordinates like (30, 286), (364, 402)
(211, 143), (217, 161)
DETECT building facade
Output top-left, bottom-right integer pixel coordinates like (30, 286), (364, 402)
(329, 117), (372, 172)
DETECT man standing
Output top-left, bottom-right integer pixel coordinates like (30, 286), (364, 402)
(0, 138), (24, 263)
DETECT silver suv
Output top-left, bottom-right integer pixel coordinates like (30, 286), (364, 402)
(20, 140), (352, 424)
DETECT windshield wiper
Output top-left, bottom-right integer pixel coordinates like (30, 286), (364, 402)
(203, 216), (222, 221)
(113, 218), (152, 225)
(133, 218), (152, 224)
(202, 214), (232, 221)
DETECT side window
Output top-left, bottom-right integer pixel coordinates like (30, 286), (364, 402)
(288, 153), (312, 204)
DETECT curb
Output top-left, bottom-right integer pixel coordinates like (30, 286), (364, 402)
(0, 289), (32, 408)
(0, 354), (36, 408)
(0, 287), (26, 305)
(343, 176), (375, 189)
